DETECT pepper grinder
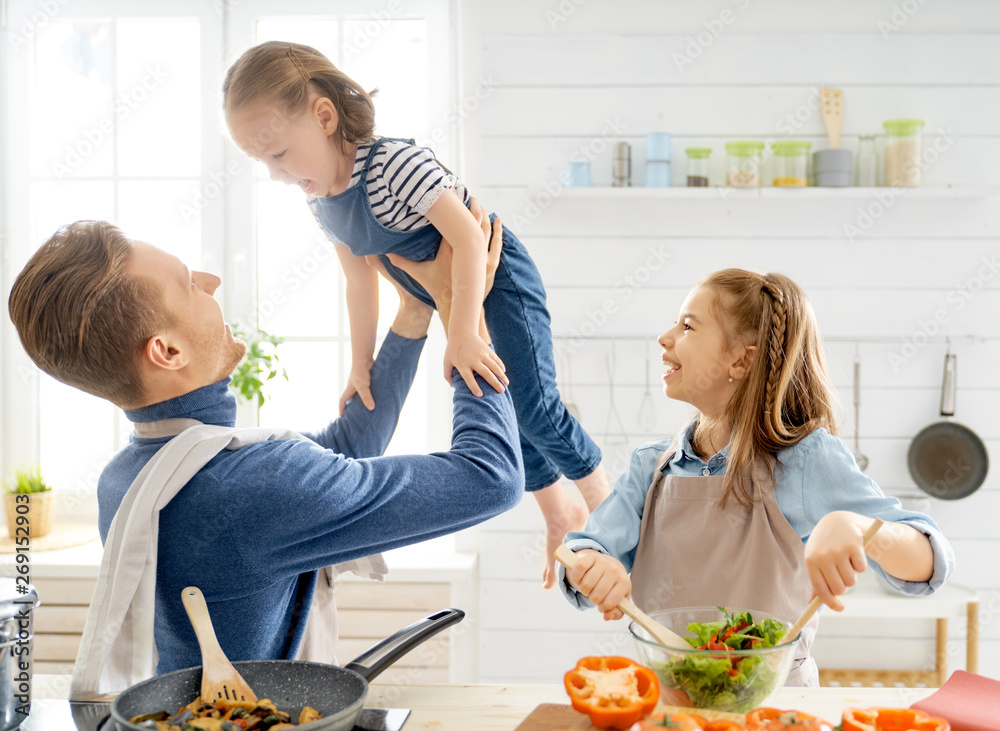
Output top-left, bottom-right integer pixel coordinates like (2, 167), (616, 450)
(612, 141), (631, 187)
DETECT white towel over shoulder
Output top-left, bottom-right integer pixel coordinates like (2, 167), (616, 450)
(69, 420), (386, 700)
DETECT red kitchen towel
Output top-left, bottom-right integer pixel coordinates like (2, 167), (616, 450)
(910, 670), (1000, 731)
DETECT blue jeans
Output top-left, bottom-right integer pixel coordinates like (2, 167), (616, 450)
(483, 221), (602, 490)
(374, 217), (603, 489)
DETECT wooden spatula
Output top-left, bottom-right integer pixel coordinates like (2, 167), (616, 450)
(775, 518), (884, 646)
(181, 586), (258, 707)
(819, 87), (844, 150)
(554, 545), (688, 649)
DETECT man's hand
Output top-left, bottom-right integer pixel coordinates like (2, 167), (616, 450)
(563, 549), (631, 622)
(387, 198), (503, 332)
(364, 256), (435, 341)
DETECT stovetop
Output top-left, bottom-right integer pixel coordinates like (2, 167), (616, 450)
(18, 700), (410, 730)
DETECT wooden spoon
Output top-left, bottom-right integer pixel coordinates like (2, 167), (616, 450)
(775, 518), (884, 646)
(554, 545), (688, 648)
(819, 87), (844, 150)
(181, 586), (258, 707)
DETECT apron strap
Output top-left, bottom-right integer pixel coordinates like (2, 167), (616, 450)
(134, 418), (204, 439)
(651, 447), (676, 488)
(361, 138), (386, 171)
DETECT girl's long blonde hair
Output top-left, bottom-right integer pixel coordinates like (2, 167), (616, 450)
(223, 41), (377, 154)
(702, 269), (838, 506)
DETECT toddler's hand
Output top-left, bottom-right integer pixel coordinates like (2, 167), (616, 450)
(339, 360), (375, 415)
(563, 549), (631, 621)
(444, 331), (507, 396)
(803, 510), (869, 611)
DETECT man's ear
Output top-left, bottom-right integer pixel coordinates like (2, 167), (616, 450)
(313, 96), (340, 136)
(730, 345), (757, 381)
(144, 334), (189, 372)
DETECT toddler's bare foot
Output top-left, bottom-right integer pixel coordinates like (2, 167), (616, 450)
(541, 502), (588, 589)
(533, 481), (589, 589)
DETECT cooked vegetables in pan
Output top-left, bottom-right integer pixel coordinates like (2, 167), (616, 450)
(130, 697), (322, 730)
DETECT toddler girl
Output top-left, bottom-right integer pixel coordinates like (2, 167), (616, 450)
(559, 268), (953, 685)
(224, 41), (610, 586)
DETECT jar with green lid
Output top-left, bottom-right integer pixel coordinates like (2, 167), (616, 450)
(685, 147), (711, 187)
(771, 140), (811, 187)
(725, 141), (764, 187)
(883, 118), (924, 187)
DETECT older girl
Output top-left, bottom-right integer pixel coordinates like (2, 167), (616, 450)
(559, 269), (953, 685)
(224, 41), (609, 586)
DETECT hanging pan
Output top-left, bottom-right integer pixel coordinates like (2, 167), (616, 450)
(907, 353), (989, 500)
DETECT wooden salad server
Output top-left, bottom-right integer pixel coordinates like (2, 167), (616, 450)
(775, 518), (884, 646)
(554, 545), (688, 649)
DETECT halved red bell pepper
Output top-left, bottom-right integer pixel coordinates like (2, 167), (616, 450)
(746, 707), (833, 731)
(841, 707), (950, 731)
(564, 656), (661, 730)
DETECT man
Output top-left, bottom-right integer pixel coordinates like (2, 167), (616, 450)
(7, 210), (521, 691)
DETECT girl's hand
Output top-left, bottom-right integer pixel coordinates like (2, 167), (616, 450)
(443, 331), (508, 396)
(339, 359), (376, 415)
(563, 549), (631, 621)
(803, 510), (870, 611)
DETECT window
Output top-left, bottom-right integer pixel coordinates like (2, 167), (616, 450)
(0, 0), (454, 490)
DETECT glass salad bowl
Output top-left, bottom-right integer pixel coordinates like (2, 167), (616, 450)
(629, 606), (798, 714)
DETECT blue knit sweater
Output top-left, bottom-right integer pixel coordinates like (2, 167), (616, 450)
(97, 331), (523, 673)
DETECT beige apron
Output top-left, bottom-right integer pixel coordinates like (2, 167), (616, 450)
(70, 418), (386, 700)
(629, 448), (819, 687)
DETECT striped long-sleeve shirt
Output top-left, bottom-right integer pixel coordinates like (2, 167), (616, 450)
(345, 138), (471, 231)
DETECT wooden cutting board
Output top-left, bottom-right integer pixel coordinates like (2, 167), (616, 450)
(513, 704), (593, 731)
(514, 703), (746, 730)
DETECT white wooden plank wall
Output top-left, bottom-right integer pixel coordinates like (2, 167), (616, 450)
(456, 0), (1000, 684)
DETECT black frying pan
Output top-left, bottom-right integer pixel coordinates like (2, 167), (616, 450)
(907, 353), (989, 500)
(110, 608), (463, 731)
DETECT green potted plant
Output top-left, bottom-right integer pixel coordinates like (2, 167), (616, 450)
(3, 464), (55, 539)
(229, 322), (288, 408)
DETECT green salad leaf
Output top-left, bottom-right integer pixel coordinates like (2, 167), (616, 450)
(648, 606), (787, 714)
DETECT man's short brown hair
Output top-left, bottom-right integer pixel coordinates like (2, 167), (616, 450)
(8, 221), (169, 409)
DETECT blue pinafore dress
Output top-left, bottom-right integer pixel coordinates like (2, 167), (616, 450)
(309, 138), (601, 489)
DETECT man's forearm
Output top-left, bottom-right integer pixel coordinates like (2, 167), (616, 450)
(303, 332), (425, 456)
(389, 296), (434, 340)
(271, 373), (523, 571)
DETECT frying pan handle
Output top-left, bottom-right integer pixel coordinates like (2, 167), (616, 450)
(343, 608), (464, 682)
(940, 353), (957, 417)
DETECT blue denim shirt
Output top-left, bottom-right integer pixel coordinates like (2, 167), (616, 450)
(98, 331), (523, 673)
(561, 418), (954, 609)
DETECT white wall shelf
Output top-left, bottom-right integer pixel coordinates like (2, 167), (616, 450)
(559, 185), (999, 200)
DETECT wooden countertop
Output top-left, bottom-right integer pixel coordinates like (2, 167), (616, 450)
(34, 676), (935, 730)
(363, 683), (935, 730)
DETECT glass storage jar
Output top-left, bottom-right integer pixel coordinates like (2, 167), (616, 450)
(725, 141), (764, 187)
(855, 135), (877, 187)
(883, 118), (924, 187)
(771, 140), (811, 187)
(644, 132), (672, 187)
(685, 147), (711, 187)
